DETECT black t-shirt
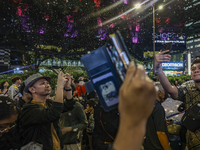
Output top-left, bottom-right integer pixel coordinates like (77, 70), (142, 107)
(143, 100), (168, 150)
(93, 103), (119, 142)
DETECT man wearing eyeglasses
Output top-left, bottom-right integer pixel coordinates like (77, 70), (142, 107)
(155, 50), (200, 150)
(0, 96), (20, 149)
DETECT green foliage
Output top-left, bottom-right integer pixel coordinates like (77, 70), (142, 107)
(63, 66), (88, 80)
(146, 71), (191, 85)
(0, 67), (88, 90)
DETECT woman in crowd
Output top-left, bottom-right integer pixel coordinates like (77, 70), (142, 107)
(0, 81), (9, 95)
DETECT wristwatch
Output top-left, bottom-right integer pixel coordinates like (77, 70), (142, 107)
(64, 87), (72, 91)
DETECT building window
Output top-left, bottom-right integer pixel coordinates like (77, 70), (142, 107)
(194, 38), (200, 42)
(187, 40), (193, 44)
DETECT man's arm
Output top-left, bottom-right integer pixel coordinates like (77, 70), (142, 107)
(157, 131), (171, 150)
(155, 50), (178, 99)
(61, 127), (72, 135)
(20, 102), (64, 125)
(61, 105), (88, 135)
(113, 62), (156, 150)
(63, 73), (73, 100)
(54, 72), (69, 103)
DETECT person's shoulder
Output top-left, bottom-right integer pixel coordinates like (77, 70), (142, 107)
(154, 100), (164, 111)
(180, 80), (195, 88)
(22, 102), (42, 111)
(74, 101), (84, 110)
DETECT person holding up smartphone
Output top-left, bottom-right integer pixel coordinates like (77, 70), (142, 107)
(155, 49), (200, 149)
(108, 62), (157, 150)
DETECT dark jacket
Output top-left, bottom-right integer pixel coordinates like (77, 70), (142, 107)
(59, 99), (88, 144)
(19, 99), (63, 150)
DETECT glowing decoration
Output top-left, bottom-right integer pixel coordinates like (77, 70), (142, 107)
(40, 28), (44, 34)
(97, 17), (102, 27)
(124, 0), (128, 4)
(94, 0), (101, 7)
(135, 4), (141, 9)
(132, 37), (138, 43)
(44, 14), (49, 21)
(109, 23), (115, 28)
(16, 6), (24, 16)
(135, 23), (140, 31)
(98, 28), (108, 40)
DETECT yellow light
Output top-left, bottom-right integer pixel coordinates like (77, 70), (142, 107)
(159, 6), (163, 10)
(135, 3), (141, 9)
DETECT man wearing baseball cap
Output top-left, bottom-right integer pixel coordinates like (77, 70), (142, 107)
(19, 72), (70, 150)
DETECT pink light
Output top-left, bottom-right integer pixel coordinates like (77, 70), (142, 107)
(64, 33), (69, 37)
(168, 6), (171, 9)
(132, 37), (138, 43)
(159, 27), (163, 33)
(135, 23), (140, 31)
(124, 0), (128, 4)
(40, 28), (44, 34)
(97, 17), (102, 27)
(16, 6), (23, 16)
(66, 15), (74, 23)
(109, 23), (115, 28)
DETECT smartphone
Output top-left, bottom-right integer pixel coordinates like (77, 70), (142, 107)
(162, 42), (172, 54)
(105, 32), (131, 83)
(81, 31), (135, 111)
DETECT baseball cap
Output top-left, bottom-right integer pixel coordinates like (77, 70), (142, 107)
(24, 74), (51, 93)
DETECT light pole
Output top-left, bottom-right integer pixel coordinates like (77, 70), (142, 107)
(135, 3), (162, 75)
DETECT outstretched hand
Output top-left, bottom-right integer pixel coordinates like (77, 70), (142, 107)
(57, 71), (69, 89)
(155, 50), (171, 71)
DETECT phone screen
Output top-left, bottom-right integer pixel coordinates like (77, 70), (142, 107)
(105, 35), (130, 83)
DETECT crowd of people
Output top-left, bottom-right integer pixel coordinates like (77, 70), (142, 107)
(0, 50), (200, 150)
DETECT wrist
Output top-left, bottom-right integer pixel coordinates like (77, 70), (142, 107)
(156, 67), (162, 73)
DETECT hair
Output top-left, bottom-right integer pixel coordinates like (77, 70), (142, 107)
(11, 77), (21, 83)
(191, 58), (200, 67)
(74, 79), (79, 84)
(154, 82), (164, 92)
(0, 96), (20, 121)
(83, 78), (89, 82)
(87, 100), (96, 107)
(0, 81), (7, 91)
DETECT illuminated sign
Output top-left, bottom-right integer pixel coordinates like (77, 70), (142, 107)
(152, 33), (185, 44)
(161, 62), (184, 70)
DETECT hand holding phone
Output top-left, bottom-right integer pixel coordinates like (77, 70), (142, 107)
(162, 42), (172, 54)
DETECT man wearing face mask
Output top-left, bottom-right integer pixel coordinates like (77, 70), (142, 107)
(155, 50), (200, 149)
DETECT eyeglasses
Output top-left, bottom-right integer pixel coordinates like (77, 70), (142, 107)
(0, 123), (16, 135)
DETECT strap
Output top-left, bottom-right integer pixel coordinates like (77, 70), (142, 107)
(100, 110), (115, 141)
(80, 86), (84, 96)
(13, 92), (19, 99)
(166, 111), (184, 120)
(3, 89), (8, 95)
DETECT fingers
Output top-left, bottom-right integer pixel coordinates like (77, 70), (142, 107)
(124, 61), (137, 85)
(160, 50), (170, 54)
(134, 64), (145, 80)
